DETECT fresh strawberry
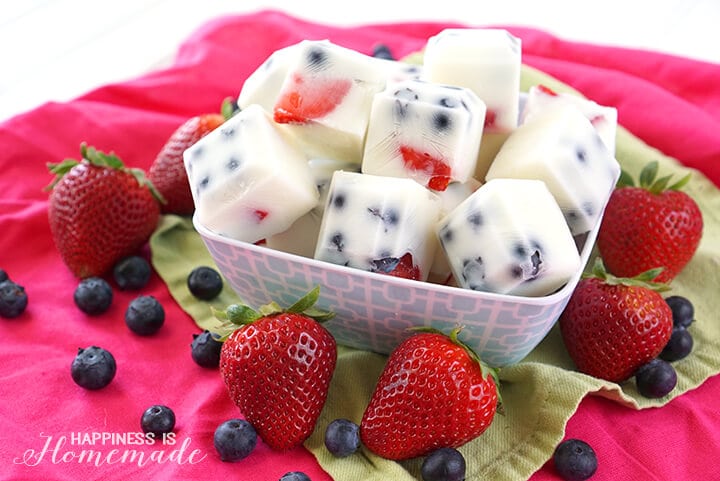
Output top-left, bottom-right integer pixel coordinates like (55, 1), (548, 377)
(360, 327), (500, 460)
(46, 143), (162, 278)
(273, 74), (351, 124)
(597, 161), (703, 283)
(215, 287), (337, 451)
(559, 259), (673, 383)
(148, 100), (234, 215)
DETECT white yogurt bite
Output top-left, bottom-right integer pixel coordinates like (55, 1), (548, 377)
(486, 103), (621, 235)
(238, 43), (302, 113)
(362, 79), (485, 191)
(521, 84), (618, 154)
(423, 28), (522, 134)
(314, 171), (442, 281)
(272, 40), (389, 164)
(266, 159), (360, 258)
(437, 178), (581, 297)
(184, 104), (319, 243)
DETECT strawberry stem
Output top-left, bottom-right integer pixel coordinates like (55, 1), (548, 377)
(618, 160), (692, 194)
(585, 257), (670, 292)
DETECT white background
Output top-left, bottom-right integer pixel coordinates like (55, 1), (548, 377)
(1, 0), (718, 122)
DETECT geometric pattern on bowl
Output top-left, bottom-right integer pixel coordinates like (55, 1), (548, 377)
(196, 216), (600, 367)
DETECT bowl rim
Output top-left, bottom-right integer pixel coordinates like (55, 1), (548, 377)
(193, 212), (598, 307)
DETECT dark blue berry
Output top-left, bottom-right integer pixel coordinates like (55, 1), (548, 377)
(664, 295), (694, 328)
(187, 266), (223, 301)
(113, 255), (152, 290)
(213, 419), (257, 462)
(74, 277), (113, 315)
(372, 43), (395, 60)
(279, 472), (311, 481)
(0, 269), (8, 283)
(71, 346), (117, 390)
(324, 418), (360, 458)
(659, 327), (693, 362)
(191, 330), (223, 368)
(0, 280), (28, 318)
(421, 447), (466, 481)
(141, 405), (176, 437)
(553, 439), (598, 481)
(635, 358), (677, 398)
(125, 295), (165, 335)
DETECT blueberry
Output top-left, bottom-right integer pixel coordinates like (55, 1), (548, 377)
(113, 255), (152, 290)
(125, 295), (165, 335)
(141, 405), (176, 437)
(664, 295), (694, 328)
(324, 418), (360, 458)
(0, 269), (8, 283)
(659, 327), (693, 362)
(635, 358), (677, 398)
(213, 419), (257, 462)
(372, 43), (395, 60)
(74, 277), (113, 315)
(553, 439), (598, 481)
(71, 346), (117, 390)
(421, 447), (466, 481)
(187, 266), (223, 301)
(0, 280), (28, 318)
(191, 330), (223, 368)
(279, 472), (312, 481)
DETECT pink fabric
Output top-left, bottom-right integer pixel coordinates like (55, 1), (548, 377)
(1, 10), (718, 480)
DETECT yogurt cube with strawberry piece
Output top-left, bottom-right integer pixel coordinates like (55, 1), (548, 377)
(184, 104), (318, 243)
(437, 178), (581, 297)
(266, 158), (360, 258)
(486, 103), (621, 235)
(362, 79), (485, 191)
(238, 43), (301, 113)
(272, 40), (389, 164)
(522, 85), (618, 154)
(314, 171), (442, 281)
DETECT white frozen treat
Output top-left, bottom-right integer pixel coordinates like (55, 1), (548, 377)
(238, 44), (301, 113)
(362, 79), (485, 191)
(314, 171), (442, 281)
(428, 178), (481, 284)
(272, 40), (389, 164)
(486, 103), (621, 235)
(423, 28), (522, 133)
(184, 104), (319, 243)
(266, 159), (359, 258)
(375, 58), (424, 85)
(437, 178), (581, 297)
(521, 84), (618, 154)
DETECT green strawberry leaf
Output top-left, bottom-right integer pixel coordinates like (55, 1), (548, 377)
(668, 172), (692, 191)
(638, 161), (659, 189)
(44, 159), (80, 190)
(616, 169), (635, 188)
(586, 257), (670, 292)
(221, 303), (261, 325)
(287, 285), (320, 313)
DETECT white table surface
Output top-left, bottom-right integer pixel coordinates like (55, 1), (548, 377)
(1, 0), (718, 123)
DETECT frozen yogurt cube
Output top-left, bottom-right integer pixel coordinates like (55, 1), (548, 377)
(314, 171), (442, 281)
(521, 85), (618, 154)
(375, 58), (424, 85)
(362, 79), (485, 191)
(437, 178), (581, 296)
(238, 44), (301, 113)
(423, 28), (522, 133)
(184, 104), (318, 243)
(272, 40), (389, 164)
(266, 159), (360, 258)
(486, 103), (621, 235)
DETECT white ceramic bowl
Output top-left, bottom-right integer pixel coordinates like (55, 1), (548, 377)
(195, 209), (602, 367)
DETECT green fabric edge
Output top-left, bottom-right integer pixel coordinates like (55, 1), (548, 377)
(148, 64), (720, 481)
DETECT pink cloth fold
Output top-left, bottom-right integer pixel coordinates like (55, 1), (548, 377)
(1, 10), (718, 481)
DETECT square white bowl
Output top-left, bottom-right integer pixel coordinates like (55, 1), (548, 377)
(194, 209), (601, 367)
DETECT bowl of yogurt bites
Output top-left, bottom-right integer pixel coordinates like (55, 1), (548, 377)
(187, 28), (620, 367)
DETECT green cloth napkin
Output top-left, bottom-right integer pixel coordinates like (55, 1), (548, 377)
(150, 66), (720, 481)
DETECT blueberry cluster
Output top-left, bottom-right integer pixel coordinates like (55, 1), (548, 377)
(634, 295), (696, 399)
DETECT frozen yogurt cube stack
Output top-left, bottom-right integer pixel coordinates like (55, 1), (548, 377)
(186, 29), (620, 296)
